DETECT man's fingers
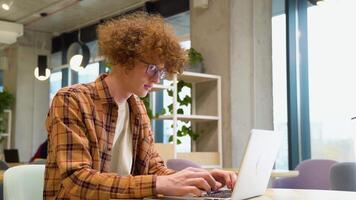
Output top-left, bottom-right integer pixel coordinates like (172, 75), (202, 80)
(230, 172), (237, 189)
(183, 167), (208, 172)
(185, 171), (218, 190)
(182, 186), (203, 197)
(185, 178), (211, 192)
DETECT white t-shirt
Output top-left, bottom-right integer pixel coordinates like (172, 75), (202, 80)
(110, 102), (133, 176)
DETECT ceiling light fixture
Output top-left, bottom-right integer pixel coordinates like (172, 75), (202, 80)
(308, 0), (324, 5)
(34, 55), (51, 81)
(67, 29), (90, 72)
(1, 1), (13, 11)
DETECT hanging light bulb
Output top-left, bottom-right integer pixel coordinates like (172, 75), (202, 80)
(67, 29), (90, 72)
(34, 55), (51, 81)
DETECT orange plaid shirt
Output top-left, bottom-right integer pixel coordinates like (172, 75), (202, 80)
(44, 74), (174, 199)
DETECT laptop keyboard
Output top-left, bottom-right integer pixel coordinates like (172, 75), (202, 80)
(203, 190), (232, 198)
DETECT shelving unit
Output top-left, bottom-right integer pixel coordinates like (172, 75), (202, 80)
(0, 109), (12, 149)
(152, 71), (222, 169)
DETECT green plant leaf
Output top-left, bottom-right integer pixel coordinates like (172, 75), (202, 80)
(168, 104), (173, 113)
(177, 81), (185, 92)
(167, 89), (173, 97)
(168, 135), (182, 144)
(180, 96), (191, 106)
(177, 108), (184, 114)
(186, 48), (203, 65)
(177, 130), (184, 137)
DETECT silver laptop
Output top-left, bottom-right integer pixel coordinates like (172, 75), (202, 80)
(153, 129), (282, 200)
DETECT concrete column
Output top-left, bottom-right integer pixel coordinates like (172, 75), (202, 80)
(231, 0), (273, 167)
(190, 0), (232, 167)
(3, 30), (51, 161)
(191, 0), (273, 167)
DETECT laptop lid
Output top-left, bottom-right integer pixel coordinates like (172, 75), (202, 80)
(232, 129), (282, 200)
(155, 129), (282, 200)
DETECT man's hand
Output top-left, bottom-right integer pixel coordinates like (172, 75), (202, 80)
(209, 169), (237, 190)
(156, 167), (221, 196)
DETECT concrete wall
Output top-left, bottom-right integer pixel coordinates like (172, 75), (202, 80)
(190, 0), (232, 167)
(230, 0), (273, 167)
(191, 0), (273, 167)
(3, 30), (51, 161)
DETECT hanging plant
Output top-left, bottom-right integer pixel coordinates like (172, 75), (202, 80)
(166, 80), (199, 144)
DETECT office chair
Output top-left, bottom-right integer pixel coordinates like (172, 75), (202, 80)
(272, 159), (337, 190)
(3, 164), (45, 200)
(330, 162), (356, 191)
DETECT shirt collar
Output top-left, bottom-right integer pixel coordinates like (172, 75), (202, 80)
(94, 73), (116, 105)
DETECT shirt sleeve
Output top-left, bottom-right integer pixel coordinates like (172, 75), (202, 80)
(47, 91), (157, 199)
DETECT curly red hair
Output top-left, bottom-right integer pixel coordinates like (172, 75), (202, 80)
(97, 11), (187, 74)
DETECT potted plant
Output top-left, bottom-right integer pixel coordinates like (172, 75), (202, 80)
(0, 89), (15, 137)
(184, 47), (204, 73)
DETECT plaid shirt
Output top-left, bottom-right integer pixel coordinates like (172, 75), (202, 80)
(44, 74), (174, 199)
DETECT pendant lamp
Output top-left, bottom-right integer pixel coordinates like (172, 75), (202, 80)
(34, 55), (50, 81)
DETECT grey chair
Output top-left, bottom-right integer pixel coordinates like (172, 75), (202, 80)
(166, 159), (201, 171)
(272, 159), (338, 190)
(330, 162), (356, 191)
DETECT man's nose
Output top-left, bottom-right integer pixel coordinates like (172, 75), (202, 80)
(151, 73), (160, 83)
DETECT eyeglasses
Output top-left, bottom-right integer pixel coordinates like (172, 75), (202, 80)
(140, 59), (167, 80)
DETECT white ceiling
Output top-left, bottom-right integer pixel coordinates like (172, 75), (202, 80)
(0, 0), (148, 35)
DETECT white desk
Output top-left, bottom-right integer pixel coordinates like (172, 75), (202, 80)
(253, 188), (356, 200)
(140, 189), (356, 200)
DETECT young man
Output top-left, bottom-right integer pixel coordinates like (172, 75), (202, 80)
(44, 12), (236, 199)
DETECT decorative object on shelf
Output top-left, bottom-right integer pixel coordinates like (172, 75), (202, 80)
(184, 47), (204, 73)
(165, 80), (199, 144)
(34, 55), (51, 81)
(0, 89), (14, 137)
(67, 29), (90, 72)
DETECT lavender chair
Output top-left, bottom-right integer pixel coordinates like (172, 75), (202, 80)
(272, 159), (337, 190)
(166, 159), (201, 171)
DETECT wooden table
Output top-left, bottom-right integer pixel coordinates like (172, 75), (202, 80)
(140, 189), (356, 200)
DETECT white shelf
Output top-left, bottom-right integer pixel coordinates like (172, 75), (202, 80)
(156, 114), (219, 122)
(151, 72), (222, 168)
(151, 84), (171, 92)
(178, 71), (220, 83)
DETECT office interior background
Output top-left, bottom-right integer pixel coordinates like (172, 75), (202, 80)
(0, 0), (355, 170)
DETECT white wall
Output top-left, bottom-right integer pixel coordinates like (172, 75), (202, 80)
(230, 0), (273, 167)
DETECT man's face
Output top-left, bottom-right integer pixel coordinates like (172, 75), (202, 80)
(122, 58), (166, 97)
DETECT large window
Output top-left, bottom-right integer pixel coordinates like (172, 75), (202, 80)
(78, 62), (99, 84)
(272, 0), (289, 170)
(49, 41), (101, 102)
(308, 0), (356, 161)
